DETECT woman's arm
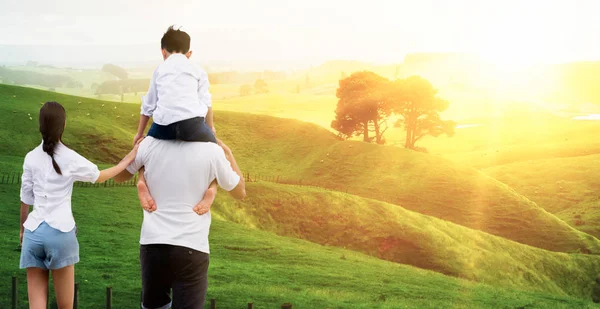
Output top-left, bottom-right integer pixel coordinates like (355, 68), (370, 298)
(20, 202), (30, 245)
(96, 160), (132, 183)
(95, 142), (140, 183)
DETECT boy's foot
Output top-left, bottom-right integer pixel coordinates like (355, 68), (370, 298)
(137, 181), (157, 212)
(193, 201), (211, 216)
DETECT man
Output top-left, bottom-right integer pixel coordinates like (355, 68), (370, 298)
(115, 137), (245, 309)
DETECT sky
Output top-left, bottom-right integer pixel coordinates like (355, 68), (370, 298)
(1, 0), (599, 67)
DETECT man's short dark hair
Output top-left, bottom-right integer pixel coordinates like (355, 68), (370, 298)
(161, 25), (191, 53)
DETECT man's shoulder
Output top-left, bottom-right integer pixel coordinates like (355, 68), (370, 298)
(143, 138), (221, 152)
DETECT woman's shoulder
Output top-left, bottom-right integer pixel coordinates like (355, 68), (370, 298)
(23, 143), (44, 162)
(57, 144), (88, 162)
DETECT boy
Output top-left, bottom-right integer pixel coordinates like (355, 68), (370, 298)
(133, 25), (218, 214)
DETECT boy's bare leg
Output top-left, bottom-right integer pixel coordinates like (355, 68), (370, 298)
(137, 167), (157, 212)
(193, 180), (218, 215)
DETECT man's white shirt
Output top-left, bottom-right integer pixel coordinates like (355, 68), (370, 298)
(126, 137), (240, 253)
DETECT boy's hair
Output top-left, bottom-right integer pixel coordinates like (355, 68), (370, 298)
(161, 25), (191, 53)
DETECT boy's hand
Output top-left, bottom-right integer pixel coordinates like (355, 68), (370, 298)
(133, 133), (144, 146)
(216, 139), (232, 156)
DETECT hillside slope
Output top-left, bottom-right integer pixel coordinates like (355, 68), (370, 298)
(1, 84), (598, 255)
(483, 154), (600, 239)
(212, 182), (600, 300)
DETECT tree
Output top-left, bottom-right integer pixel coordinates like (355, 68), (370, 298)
(389, 76), (456, 149)
(239, 84), (252, 96)
(331, 71), (392, 144)
(101, 64), (128, 80)
(254, 79), (269, 94)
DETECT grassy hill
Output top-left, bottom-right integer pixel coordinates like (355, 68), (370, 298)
(1, 84), (599, 256)
(290, 140), (600, 254)
(483, 154), (600, 239)
(212, 182), (600, 300)
(2, 185), (598, 308)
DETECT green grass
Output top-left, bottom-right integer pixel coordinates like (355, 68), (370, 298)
(0, 185), (598, 308)
(1, 84), (599, 255)
(290, 140), (600, 254)
(483, 154), (600, 239)
(212, 181), (600, 300)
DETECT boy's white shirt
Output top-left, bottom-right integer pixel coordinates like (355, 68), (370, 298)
(141, 53), (212, 126)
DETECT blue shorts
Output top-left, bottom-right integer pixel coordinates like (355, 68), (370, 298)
(20, 222), (79, 270)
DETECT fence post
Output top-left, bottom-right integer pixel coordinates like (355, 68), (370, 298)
(18, 172), (21, 184)
(248, 302), (254, 309)
(11, 276), (17, 309)
(210, 298), (216, 309)
(281, 303), (292, 309)
(11, 172), (15, 184)
(106, 286), (112, 309)
(74, 282), (79, 309)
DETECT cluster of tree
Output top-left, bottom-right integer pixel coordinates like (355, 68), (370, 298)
(101, 64), (128, 80)
(209, 70), (285, 84)
(96, 64), (149, 101)
(0, 67), (77, 89)
(331, 71), (455, 149)
(239, 79), (269, 96)
(95, 79), (150, 99)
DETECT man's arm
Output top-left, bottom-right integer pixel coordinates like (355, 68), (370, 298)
(114, 169), (135, 183)
(217, 141), (246, 200)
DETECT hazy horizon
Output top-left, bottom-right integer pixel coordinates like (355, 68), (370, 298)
(2, 0), (600, 69)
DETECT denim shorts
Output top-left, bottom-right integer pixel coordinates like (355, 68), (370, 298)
(20, 222), (79, 270)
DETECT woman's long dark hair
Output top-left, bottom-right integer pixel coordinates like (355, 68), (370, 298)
(39, 102), (66, 174)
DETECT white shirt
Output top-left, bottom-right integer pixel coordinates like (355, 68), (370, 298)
(20, 142), (100, 232)
(141, 54), (212, 126)
(126, 137), (240, 253)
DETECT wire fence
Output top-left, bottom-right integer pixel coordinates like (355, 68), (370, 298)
(0, 171), (139, 188)
(8, 276), (295, 309)
(0, 171), (354, 193)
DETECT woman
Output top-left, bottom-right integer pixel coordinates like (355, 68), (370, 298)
(19, 101), (139, 309)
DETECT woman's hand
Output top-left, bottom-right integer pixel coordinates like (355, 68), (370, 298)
(122, 138), (142, 165)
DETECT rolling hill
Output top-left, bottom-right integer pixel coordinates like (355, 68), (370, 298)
(212, 182), (600, 300)
(483, 154), (600, 239)
(0, 84), (599, 256)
